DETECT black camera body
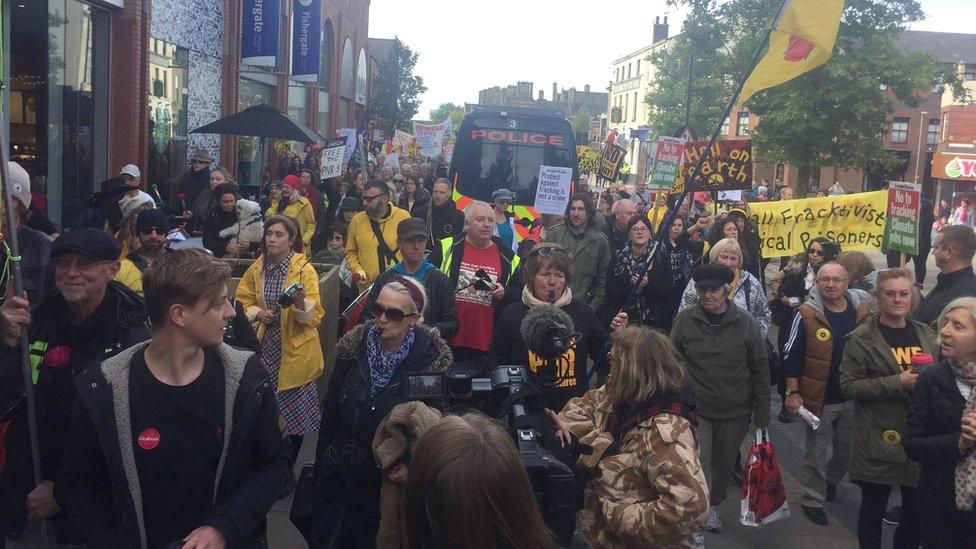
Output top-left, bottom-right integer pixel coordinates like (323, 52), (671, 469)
(278, 282), (303, 308)
(407, 363), (578, 546)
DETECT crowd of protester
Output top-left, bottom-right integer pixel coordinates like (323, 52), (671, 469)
(4, 149), (976, 549)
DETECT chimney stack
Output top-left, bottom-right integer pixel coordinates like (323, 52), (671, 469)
(584, 84), (591, 92)
(553, 82), (558, 103)
(653, 15), (669, 44)
(538, 90), (544, 100)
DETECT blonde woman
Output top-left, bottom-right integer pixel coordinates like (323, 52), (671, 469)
(555, 326), (708, 548)
(679, 237), (771, 335)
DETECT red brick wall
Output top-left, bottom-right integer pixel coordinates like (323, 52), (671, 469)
(108, 2), (149, 183)
(943, 105), (976, 144)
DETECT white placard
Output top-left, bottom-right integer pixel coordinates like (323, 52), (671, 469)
(718, 190), (742, 201)
(533, 165), (574, 215)
(319, 138), (346, 180)
(385, 152), (400, 171)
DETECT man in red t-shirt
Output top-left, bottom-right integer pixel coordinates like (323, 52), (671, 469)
(431, 201), (521, 362)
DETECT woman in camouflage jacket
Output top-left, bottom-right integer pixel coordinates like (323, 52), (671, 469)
(556, 326), (709, 548)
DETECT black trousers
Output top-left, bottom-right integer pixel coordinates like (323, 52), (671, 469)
(918, 500), (976, 549)
(886, 248), (930, 286)
(855, 481), (920, 549)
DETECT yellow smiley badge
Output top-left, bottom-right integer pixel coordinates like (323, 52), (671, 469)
(816, 328), (831, 342)
(882, 430), (902, 445)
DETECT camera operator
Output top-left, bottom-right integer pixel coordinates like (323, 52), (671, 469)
(402, 413), (555, 549)
(310, 275), (452, 546)
(554, 326), (708, 547)
(489, 242), (627, 411)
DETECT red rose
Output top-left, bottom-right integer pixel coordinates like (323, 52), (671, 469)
(42, 346), (71, 368)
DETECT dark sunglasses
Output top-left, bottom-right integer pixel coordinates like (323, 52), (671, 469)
(330, 235), (345, 242)
(139, 227), (167, 236)
(807, 248), (824, 256)
(369, 302), (417, 322)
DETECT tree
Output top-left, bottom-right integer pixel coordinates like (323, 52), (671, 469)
(647, 0), (967, 189)
(372, 37), (427, 134)
(428, 102), (465, 130)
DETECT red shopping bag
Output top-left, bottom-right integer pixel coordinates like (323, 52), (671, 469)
(740, 428), (790, 526)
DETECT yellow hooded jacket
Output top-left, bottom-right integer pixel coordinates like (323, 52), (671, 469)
(236, 253), (324, 391)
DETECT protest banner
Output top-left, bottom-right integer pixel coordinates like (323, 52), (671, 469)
(412, 119), (450, 157)
(533, 165), (573, 215)
(393, 129), (413, 153)
(385, 152), (400, 171)
(749, 191), (887, 258)
(598, 144), (626, 181)
(648, 136), (685, 189)
(338, 128), (356, 164)
(673, 139), (753, 193)
(577, 145), (600, 174)
(882, 181), (922, 256)
(319, 137), (347, 179)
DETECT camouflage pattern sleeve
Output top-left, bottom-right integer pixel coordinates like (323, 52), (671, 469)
(589, 415), (709, 547)
(559, 387), (614, 469)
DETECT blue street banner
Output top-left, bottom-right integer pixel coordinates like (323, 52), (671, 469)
(241, 0), (280, 67)
(290, 0), (321, 82)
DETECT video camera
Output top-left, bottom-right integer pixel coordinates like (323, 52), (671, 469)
(405, 305), (582, 546)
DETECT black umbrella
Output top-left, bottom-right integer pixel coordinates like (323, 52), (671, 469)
(190, 103), (323, 143)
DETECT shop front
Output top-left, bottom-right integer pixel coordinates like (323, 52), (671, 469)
(931, 151), (976, 207)
(4, 0), (117, 226)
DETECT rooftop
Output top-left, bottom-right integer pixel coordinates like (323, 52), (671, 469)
(896, 30), (976, 64)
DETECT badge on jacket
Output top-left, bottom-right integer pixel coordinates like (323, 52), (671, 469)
(816, 328), (831, 342)
(882, 430), (901, 445)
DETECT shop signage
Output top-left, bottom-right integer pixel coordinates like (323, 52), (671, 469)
(241, 0), (280, 67)
(291, 0), (321, 81)
(932, 152), (976, 182)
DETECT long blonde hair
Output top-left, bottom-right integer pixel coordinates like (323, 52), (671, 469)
(606, 326), (685, 405)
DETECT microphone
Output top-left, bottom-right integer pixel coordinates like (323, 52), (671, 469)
(177, 192), (187, 212)
(520, 305), (577, 361)
(150, 184), (166, 206)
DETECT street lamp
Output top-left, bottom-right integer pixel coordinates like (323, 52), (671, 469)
(914, 110), (928, 182)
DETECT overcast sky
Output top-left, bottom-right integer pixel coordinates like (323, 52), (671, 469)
(367, 0), (973, 119)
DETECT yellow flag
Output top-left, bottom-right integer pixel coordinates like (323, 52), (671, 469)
(737, 0), (845, 106)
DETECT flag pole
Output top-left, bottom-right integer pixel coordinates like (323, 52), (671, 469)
(0, 103), (51, 547)
(617, 1), (788, 316)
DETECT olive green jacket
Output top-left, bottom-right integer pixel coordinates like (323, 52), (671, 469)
(839, 316), (936, 487)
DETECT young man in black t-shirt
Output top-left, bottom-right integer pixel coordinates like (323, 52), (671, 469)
(60, 249), (292, 548)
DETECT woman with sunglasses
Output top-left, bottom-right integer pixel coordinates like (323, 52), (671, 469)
(769, 237), (841, 327)
(312, 275), (453, 546)
(236, 215), (324, 470)
(489, 242), (628, 412)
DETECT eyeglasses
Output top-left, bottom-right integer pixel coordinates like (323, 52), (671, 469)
(368, 302), (417, 322)
(330, 235), (345, 242)
(629, 226), (650, 234)
(361, 193), (387, 202)
(807, 248), (824, 256)
(192, 160), (208, 165)
(139, 227), (167, 236)
(527, 246), (569, 259)
(816, 276), (848, 284)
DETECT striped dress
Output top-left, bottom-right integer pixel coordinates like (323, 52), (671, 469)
(260, 253), (321, 435)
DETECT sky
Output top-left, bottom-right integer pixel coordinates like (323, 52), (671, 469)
(367, 0), (974, 119)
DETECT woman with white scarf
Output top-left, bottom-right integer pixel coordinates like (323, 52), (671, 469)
(904, 296), (976, 547)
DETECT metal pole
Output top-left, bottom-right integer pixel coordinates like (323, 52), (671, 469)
(914, 111), (928, 182)
(0, 108), (50, 547)
(619, 3), (785, 315)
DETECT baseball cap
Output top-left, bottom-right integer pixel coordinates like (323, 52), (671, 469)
(52, 228), (122, 262)
(136, 208), (171, 234)
(692, 264), (734, 288)
(8, 162), (30, 210)
(119, 164), (141, 179)
(492, 188), (516, 202)
(397, 217), (428, 240)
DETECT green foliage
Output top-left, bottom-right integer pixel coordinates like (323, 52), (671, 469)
(647, 0), (966, 174)
(428, 102), (465, 130)
(372, 38), (427, 134)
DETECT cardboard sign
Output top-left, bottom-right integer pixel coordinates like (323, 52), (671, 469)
(883, 181), (922, 256)
(750, 191), (888, 258)
(598, 144), (626, 181)
(338, 128), (356, 164)
(533, 165), (574, 215)
(412, 118), (451, 157)
(577, 145), (600, 174)
(673, 139), (753, 193)
(648, 136), (686, 189)
(319, 137), (347, 180)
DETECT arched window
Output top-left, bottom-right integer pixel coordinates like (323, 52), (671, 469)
(339, 37), (354, 100)
(355, 48), (367, 105)
(320, 20), (334, 91)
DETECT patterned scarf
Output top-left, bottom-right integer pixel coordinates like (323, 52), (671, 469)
(366, 325), (415, 396)
(951, 359), (976, 511)
(610, 243), (652, 281)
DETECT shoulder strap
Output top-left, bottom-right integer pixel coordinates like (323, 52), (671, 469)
(369, 217), (399, 267)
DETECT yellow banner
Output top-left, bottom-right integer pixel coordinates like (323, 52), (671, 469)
(749, 191), (887, 258)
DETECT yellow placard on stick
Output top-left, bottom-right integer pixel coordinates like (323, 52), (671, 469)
(749, 191), (887, 258)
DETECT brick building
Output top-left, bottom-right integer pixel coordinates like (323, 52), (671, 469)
(4, 0), (370, 225)
(930, 60), (976, 207)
